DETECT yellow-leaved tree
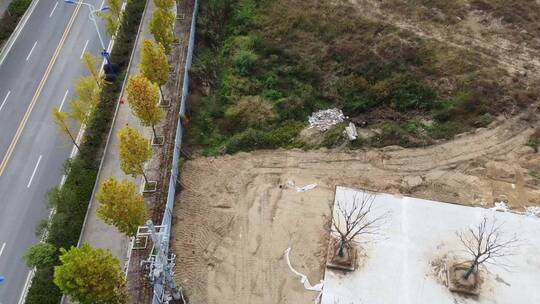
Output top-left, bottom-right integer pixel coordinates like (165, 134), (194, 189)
(126, 74), (163, 140)
(69, 75), (101, 126)
(117, 124), (153, 184)
(82, 52), (103, 87)
(140, 39), (169, 98)
(51, 107), (80, 151)
(154, 0), (176, 11)
(96, 177), (148, 237)
(54, 243), (127, 304)
(98, 0), (122, 36)
(149, 9), (175, 54)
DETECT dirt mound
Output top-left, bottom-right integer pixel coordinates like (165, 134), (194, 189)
(171, 112), (539, 304)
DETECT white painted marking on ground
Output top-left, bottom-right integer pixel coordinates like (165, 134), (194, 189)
(100, 0), (105, 9)
(69, 126), (85, 158)
(59, 89), (69, 111)
(80, 39), (89, 59)
(49, 1), (58, 18)
(17, 270), (34, 304)
(0, 91), (10, 112)
(0, 0), (40, 66)
(0, 242), (5, 257)
(27, 155), (42, 188)
(25, 41), (38, 61)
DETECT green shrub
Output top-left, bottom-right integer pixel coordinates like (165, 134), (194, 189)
(385, 76), (438, 111)
(0, 0), (32, 41)
(224, 95), (277, 130)
(224, 121), (304, 153)
(24, 243), (58, 269)
(371, 122), (412, 147)
(370, 121), (431, 148)
(321, 123), (347, 148)
(233, 49), (258, 75)
(433, 91), (476, 122)
(335, 75), (375, 114)
(427, 121), (467, 140)
(7, 0), (31, 14)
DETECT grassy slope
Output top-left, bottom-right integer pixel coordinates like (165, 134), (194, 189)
(187, 0), (537, 154)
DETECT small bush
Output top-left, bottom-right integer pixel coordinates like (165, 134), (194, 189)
(433, 91), (486, 122)
(224, 95), (276, 130)
(0, 0), (32, 41)
(321, 122), (347, 148)
(224, 121), (304, 153)
(24, 243), (58, 269)
(233, 49), (258, 75)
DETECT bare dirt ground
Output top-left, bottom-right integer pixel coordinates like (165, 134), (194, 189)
(171, 109), (540, 304)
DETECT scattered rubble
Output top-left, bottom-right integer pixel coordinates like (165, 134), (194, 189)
(525, 206), (540, 217)
(308, 108), (345, 131)
(345, 122), (358, 141)
(491, 201), (510, 212)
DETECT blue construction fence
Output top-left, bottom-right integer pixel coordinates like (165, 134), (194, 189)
(153, 0), (199, 302)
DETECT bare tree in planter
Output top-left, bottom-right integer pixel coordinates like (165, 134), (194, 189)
(457, 217), (519, 281)
(330, 192), (389, 270)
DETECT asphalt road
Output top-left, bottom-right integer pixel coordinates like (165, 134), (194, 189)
(0, 0), (111, 303)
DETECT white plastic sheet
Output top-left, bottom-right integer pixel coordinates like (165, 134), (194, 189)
(284, 247), (323, 303)
(287, 180), (318, 192)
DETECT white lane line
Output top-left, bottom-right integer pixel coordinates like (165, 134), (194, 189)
(59, 89), (69, 111)
(0, 242), (5, 257)
(0, 91), (10, 112)
(100, 0), (105, 9)
(17, 270), (34, 304)
(25, 41), (38, 61)
(27, 155), (42, 188)
(80, 39), (89, 59)
(49, 1), (58, 18)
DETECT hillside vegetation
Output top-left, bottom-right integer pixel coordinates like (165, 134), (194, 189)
(187, 0), (538, 154)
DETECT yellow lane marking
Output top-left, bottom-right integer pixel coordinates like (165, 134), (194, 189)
(0, 2), (82, 177)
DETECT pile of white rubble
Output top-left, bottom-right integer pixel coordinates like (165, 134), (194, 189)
(308, 108), (345, 131)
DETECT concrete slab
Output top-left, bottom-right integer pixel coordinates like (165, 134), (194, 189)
(322, 186), (540, 304)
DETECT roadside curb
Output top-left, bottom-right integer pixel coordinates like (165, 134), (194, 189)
(0, 0), (40, 66)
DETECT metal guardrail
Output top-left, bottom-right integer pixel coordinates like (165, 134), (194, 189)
(152, 0), (199, 302)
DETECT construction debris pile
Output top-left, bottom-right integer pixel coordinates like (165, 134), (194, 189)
(308, 108), (346, 131)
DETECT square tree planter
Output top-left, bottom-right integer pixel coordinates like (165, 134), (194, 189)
(447, 263), (481, 296)
(326, 238), (357, 272)
(152, 135), (165, 146)
(159, 98), (171, 108)
(133, 235), (148, 250)
(143, 180), (158, 193)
